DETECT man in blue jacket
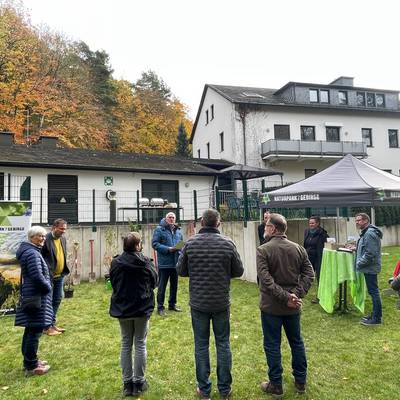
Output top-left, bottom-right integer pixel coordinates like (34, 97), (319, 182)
(152, 212), (183, 316)
(355, 213), (383, 326)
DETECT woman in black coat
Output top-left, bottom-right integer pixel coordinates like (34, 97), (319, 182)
(15, 226), (53, 376)
(303, 216), (328, 303)
(109, 232), (158, 397)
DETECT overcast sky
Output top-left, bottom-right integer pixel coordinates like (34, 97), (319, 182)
(22, 0), (400, 120)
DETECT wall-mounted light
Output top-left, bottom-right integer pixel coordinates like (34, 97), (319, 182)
(184, 182), (190, 188)
(106, 190), (117, 201)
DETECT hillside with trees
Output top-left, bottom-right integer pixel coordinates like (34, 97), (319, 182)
(0, 1), (192, 154)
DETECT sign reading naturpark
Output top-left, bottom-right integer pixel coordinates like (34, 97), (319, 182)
(0, 201), (32, 313)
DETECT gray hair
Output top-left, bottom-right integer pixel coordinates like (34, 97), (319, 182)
(201, 208), (220, 227)
(27, 226), (47, 240)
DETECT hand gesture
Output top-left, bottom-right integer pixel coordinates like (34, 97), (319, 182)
(287, 293), (302, 309)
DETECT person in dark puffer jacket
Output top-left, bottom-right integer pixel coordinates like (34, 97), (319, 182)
(109, 232), (158, 397)
(15, 226), (53, 376)
(177, 209), (244, 400)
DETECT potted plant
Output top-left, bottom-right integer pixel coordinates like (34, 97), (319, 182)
(64, 241), (80, 298)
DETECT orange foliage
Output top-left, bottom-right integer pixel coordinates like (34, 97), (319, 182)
(0, 3), (192, 153)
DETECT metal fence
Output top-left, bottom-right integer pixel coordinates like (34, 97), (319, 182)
(1, 181), (213, 225)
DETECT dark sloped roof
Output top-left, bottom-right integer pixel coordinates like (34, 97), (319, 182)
(208, 84), (282, 105)
(191, 82), (400, 142)
(0, 144), (220, 176)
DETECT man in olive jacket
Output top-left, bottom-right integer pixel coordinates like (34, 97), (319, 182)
(257, 213), (314, 398)
(177, 209), (244, 400)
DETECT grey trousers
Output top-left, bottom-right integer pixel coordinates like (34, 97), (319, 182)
(119, 317), (149, 384)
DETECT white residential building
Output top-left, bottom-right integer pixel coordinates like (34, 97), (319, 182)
(191, 76), (400, 189)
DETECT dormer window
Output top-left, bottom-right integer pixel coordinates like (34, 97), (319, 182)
(366, 93), (375, 107)
(338, 91), (348, 105)
(309, 89), (318, 103)
(357, 92), (366, 106)
(376, 94), (385, 108)
(320, 90), (329, 103)
(357, 91), (385, 108)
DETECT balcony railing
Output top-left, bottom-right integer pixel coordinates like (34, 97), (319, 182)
(261, 139), (368, 159)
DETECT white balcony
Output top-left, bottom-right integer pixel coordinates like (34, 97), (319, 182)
(261, 139), (367, 160)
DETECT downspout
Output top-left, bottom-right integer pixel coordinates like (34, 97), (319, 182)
(239, 107), (248, 165)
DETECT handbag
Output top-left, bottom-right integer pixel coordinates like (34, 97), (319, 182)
(19, 296), (41, 312)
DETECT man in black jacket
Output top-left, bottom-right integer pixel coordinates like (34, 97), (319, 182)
(41, 219), (70, 336)
(177, 209), (244, 400)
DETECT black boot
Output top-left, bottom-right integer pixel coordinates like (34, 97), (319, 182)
(123, 381), (133, 397)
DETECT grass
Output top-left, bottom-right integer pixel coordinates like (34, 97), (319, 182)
(1, 247), (400, 400)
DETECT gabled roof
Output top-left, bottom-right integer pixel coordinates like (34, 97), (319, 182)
(0, 144), (220, 176)
(191, 82), (400, 143)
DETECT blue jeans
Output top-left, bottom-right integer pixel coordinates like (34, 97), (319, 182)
(261, 312), (307, 386)
(157, 268), (178, 310)
(190, 308), (232, 396)
(21, 327), (43, 370)
(119, 317), (149, 384)
(51, 277), (64, 326)
(364, 273), (382, 322)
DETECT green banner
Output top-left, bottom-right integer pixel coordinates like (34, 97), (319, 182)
(0, 202), (32, 314)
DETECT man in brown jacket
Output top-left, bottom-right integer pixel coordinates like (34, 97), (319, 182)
(256, 213), (314, 398)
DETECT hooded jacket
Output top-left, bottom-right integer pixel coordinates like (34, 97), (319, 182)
(15, 241), (53, 328)
(355, 224), (383, 274)
(109, 251), (158, 318)
(152, 218), (183, 268)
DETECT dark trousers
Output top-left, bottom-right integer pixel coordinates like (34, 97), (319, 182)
(308, 254), (321, 283)
(21, 327), (43, 370)
(191, 308), (232, 396)
(261, 312), (307, 386)
(52, 276), (64, 325)
(364, 273), (382, 322)
(157, 268), (178, 310)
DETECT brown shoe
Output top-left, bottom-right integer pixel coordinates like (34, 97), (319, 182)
(260, 381), (283, 398)
(25, 364), (50, 377)
(43, 327), (61, 336)
(196, 387), (211, 400)
(295, 382), (306, 394)
(53, 326), (66, 333)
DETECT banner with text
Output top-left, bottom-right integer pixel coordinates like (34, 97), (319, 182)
(0, 202), (32, 313)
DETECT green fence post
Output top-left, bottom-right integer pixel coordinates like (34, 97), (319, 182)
(243, 180), (249, 227)
(136, 190), (140, 224)
(193, 190), (198, 222)
(215, 186), (220, 212)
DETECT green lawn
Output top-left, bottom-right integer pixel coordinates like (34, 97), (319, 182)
(1, 247), (399, 400)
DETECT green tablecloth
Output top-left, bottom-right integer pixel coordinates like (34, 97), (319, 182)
(318, 249), (366, 314)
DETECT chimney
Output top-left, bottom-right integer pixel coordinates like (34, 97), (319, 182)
(0, 132), (15, 146)
(37, 136), (59, 149)
(330, 76), (354, 87)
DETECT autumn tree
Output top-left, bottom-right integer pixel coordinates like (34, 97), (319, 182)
(0, 3), (193, 153)
(175, 122), (191, 157)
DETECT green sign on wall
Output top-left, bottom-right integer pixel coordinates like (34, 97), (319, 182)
(104, 176), (113, 186)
